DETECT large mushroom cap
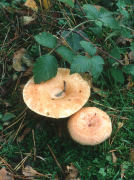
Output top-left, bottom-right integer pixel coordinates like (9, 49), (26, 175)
(23, 68), (90, 118)
(67, 107), (112, 145)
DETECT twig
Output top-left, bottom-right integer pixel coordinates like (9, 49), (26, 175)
(32, 129), (36, 161)
(73, 30), (125, 65)
(47, 144), (64, 175)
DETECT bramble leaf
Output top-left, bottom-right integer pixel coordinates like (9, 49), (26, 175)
(83, 4), (99, 20)
(71, 55), (104, 78)
(2, 112), (16, 122)
(33, 54), (58, 83)
(110, 68), (124, 83)
(34, 32), (57, 48)
(71, 55), (91, 74)
(58, 0), (74, 7)
(123, 65), (134, 76)
(80, 41), (97, 56)
(56, 46), (75, 64)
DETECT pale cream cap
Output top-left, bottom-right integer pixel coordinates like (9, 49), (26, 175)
(23, 68), (91, 118)
(68, 107), (112, 145)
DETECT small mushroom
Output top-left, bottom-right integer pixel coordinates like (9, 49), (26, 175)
(67, 107), (112, 145)
(23, 68), (91, 118)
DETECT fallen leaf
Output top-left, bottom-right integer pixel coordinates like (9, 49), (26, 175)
(21, 16), (36, 25)
(22, 166), (38, 178)
(92, 86), (107, 98)
(118, 122), (124, 129)
(22, 166), (50, 179)
(117, 37), (132, 45)
(124, 54), (129, 65)
(13, 48), (26, 72)
(111, 152), (117, 163)
(128, 51), (134, 62)
(129, 148), (134, 163)
(0, 167), (14, 180)
(43, 0), (51, 10)
(24, 0), (38, 12)
(65, 163), (79, 180)
(127, 75), (134, 90)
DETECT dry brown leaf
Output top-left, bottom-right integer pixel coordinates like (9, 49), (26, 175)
(13, 48), (26, 72)
(117, 37), (132, 45)
(22, 166), (38, 178)
(21, 16), (36, 25)
(92, 86), (107, 98)
(111, 152), (117, 163)
(124, 54), (129, 65)
(22, 166), (50, 179)
(65, 163), (79, 180)
(129, 148), (134, 163)
(127, 75), (134, 90)
(0, 167), (14, 180)
(118, 122), (124, 129)
(128, 51), (134, 62)
(24, 0), (38, 11)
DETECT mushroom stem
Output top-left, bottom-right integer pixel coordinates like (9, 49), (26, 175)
(55, 81), (66, 97)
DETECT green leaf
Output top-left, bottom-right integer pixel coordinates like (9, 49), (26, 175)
(122, 65), (134, 76)
(110, 68), (124, 84)
(99, 168), (106, 177)
(80, 41), (97, 56)
(71, 55), (91, 74)
(109, 47), (121, 65)
(56, 46), (75, 64)
(99, 9), (118, 29)
(61, 30), (88, 51)
(90, 56), (104, 78)
(2, 112), (16, 122)
(34, 32), (57, 48)
(58, 0), (74, 7)
(33, 54), (58, 83)
(83, 4), (100, 20)
(130, 42), (134, 52)
(70, 55), (104, 78)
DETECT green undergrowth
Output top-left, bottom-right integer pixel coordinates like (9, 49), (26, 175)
(0, 0), (134, 179)
(0, 87), (134, 179)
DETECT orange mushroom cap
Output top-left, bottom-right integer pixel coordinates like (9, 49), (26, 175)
(23, 68), (91, 118)
(67, 107), (112, 145)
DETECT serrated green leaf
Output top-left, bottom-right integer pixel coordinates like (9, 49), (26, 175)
(33, 54), (58, 83)
(70, 55), (104, 78)
(58, 0), (74, 7)
(34, 32), (57, 48)
(130, 42), (134, 52)
(61, 30), (88, 51)
(109, 47), (121, 65)
(110, 68), (124, 84)
(71, 55), (91, 74)
(122, 64), (134, 76)
(83, 4), (99, 20)
(56, 46), (75, 64)
(90, 56), (104, 78)
(2, 112), (16, 122)
(99, 9), (118, 29)
(80, 41), (97, 56)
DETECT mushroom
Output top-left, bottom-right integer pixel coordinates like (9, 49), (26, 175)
(23, 68), (91, 118)
(67, 107), (112, 145)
